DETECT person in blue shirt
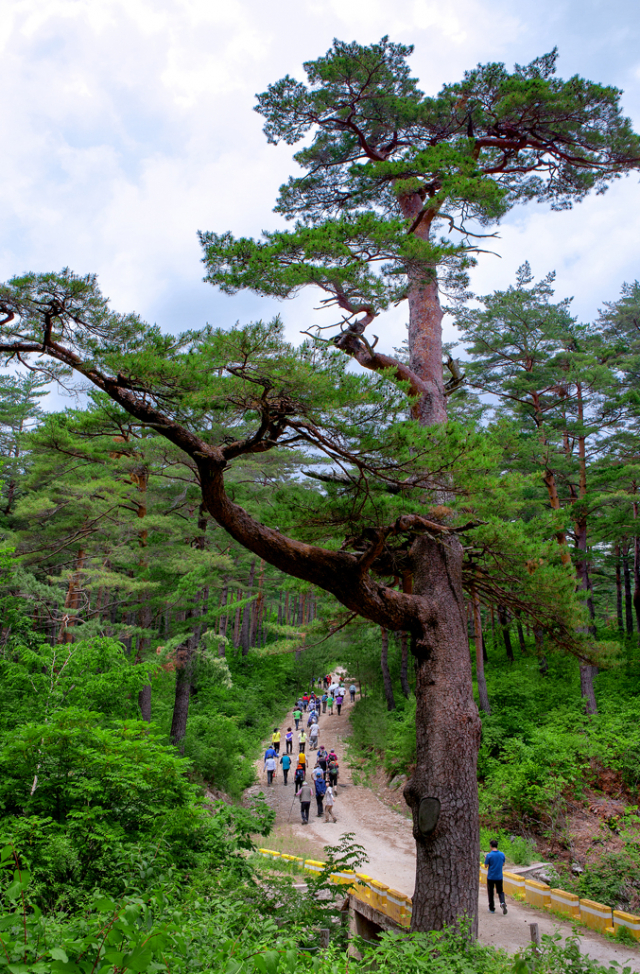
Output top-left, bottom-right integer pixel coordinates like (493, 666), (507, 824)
(280, 752), (292, 785)
(484, 839), (507, 914)
(264, 745), (277, 761)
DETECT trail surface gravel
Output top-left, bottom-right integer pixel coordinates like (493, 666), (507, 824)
(247, 685), (639, 971)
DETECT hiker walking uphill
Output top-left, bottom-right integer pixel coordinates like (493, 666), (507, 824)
(485, 840), (508, 915)
(264, 752), (277, 786)
(313, 772), (326, 818)
(298, 778), (312, 824)
(272, 728), (281, 754)
(324, 783), (337, 822)
(280, 751), (291, 785)
(328, 751), (339, 789)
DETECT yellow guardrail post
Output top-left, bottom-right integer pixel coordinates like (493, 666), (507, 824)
(613, 910), (640, 941)
(549, 888), (580, 920)
(525, 878), (551, 910)
(503, 870), (525, 901)
(579, 898), (613, 934)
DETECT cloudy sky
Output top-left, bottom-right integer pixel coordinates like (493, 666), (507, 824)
(2, 0), (639, 356)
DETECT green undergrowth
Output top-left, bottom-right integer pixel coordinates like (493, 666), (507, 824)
(343, 628), (640, 913)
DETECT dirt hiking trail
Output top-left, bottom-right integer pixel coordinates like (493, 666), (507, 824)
(247, 682), (640, 971)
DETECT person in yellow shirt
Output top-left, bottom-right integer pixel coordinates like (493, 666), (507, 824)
(298, 730), (307, 754)
(297, 750), (307, 770)
(272, 728), (281, 755)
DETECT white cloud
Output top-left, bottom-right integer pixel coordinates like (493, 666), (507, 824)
(0, 0), (638, 359)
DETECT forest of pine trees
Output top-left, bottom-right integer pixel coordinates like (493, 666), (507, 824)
(1, 34), (640, 974)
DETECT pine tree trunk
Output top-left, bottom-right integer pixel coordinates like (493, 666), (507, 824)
(169, 637), (195, 748)
(399, 632), (410, 698)
(498, 605), (513, 662)
(135, 603), (153, 723)
(615, 544), (624, 631)
(633, 501), (640, 638)
(241, 559), (256, 656)
(138, 684), (152, 722)
(404, 536), (481, 934)
(395, 192), (482, 933)
(535, 629), (548, 674)
(57, 548), (86, 643)
(218, 578), (229, 639)
(380, 628), (396, 711)
(233, 590), (243, 646)
(471, 587), (491, 715)
(623, 542), (634, 634)
(574, 518), (598, 714)
(515, 610), (527, 654)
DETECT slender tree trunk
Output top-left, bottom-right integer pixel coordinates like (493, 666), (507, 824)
(138, 684), (152, 723)
(218, 578), (229, 638)
(622, 541), (634, 634)
(233, 590), (243, 646)
(471, 587), (491, 715)
(498, 605), (513, 662)
(535, 629), (548, 675)
(170, 507), (208, 746)
(399, 632), (410, 698)
(136, 603), (153, 722)
(633, 498), (640, 638)
(515, 609), (527, 654)
(580, 663), (598, 716)
(240, 559), (256, 656)
(251, 560), (264, 646)
(615, 544), (624, 632)
(380, 628), (396, 711)
(404, 536), (481, 934)
(57, 548), (86, 643)
(169, 636), (195, 748)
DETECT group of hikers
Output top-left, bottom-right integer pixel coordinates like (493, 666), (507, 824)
(263, 674), (358, 824)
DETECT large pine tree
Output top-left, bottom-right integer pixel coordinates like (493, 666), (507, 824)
(1, 39), (639, 933)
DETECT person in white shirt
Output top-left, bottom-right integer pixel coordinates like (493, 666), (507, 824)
(324, 784), (337, 822)
(264, 754), (277, 785)
(309, 723), (319, 748)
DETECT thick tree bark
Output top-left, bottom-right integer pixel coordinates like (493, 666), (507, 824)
(471, 586), (491, 715)
(380, 628), (396, 711)
(399, 632), (410, 698)
(404, 537), (481, 934)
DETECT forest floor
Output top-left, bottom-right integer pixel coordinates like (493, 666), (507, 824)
(247, 684), (640, 971)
